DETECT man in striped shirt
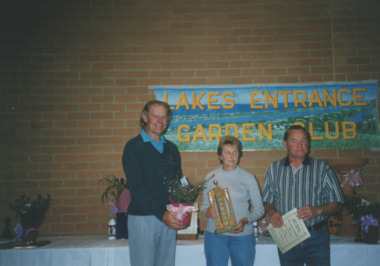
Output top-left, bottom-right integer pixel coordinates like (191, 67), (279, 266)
(262, 125), (344, 266)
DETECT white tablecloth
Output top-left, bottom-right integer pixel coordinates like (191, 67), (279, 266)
(1, 235), (379, 266)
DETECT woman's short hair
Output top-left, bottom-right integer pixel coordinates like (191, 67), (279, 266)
(217, 136), (243, 164)
(139, 100), (172, 130)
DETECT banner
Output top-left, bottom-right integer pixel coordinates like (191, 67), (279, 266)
(150, 81), (379, 151)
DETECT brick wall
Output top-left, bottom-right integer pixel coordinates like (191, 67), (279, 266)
(1, 0), (380, 236)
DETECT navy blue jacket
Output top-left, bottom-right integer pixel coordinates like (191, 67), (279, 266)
(122, 134), (182, 221)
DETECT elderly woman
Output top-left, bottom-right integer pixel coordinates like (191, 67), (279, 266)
(200, 135), (265, 266)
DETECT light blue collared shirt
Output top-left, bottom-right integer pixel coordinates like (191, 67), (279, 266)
(140, 130), (166, 154)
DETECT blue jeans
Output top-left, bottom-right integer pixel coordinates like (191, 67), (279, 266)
(128, 215), (176, 266)
(204, 231), (256, 266)
(278, 225), (330, 266)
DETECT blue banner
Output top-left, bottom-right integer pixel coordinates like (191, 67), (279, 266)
(150, 81), (379, 151)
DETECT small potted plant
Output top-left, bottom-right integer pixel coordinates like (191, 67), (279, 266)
(344, 195), (380, 244)
(9, 194), (51, 245)
(100, 175), (129, 207)
(99, 175), (130, 239)
(165, 174), (214, 225)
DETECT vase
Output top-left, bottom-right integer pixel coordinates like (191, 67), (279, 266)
(21, 225), (39, 245)
(116, 211), (128, 239)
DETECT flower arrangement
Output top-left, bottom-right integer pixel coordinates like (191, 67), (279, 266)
(9, 194), (51, 227)
(9, 194), (51, 244)
(340, 168), (365, 194)
(165, 174), (214, 204)
(99, 175), (131, 240)
(344, 195), (380, 243)
(344, 195), (380, 220)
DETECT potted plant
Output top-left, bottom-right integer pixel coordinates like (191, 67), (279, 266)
(344, 195), (380, 244)
(165, 175), (214, 225)
(99, 175), (130, 239)
(100, 175), (129, 205)
(9, 194), (51, 244)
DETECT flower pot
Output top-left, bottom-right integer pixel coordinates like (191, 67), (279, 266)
(116, 212), (128, 239)
(167, 203), (194, 226)
(355, 220), (379, 244)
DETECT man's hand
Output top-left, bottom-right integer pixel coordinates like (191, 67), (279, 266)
(162, 211), (188, 230)
(269, 211), (284, 228)
(297, 205), (320, 221)
(265, 202), (284, 228)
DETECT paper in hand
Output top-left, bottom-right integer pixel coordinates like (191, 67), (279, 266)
(267, 208), (311, 254)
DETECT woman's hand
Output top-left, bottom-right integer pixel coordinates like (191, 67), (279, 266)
(230, 217), (249, 233)
(205, 207), (217, 219)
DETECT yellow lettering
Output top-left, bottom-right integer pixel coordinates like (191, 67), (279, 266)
(338, 89), (352, 107)
(353, 88), (367, 106)
(164, 92), (175, 110)
(279, 90), (292, 108)
(242, 123), (256, 141)
(178, 124), (191, 142)
(342, 121), (356, 139)
(176, 92), (190, 110)
(192, 124), (208, 142)
(322, 89), (337, 107)
(309, 122), (323, 140)
(265, 91), (278, 109)
(308, 90), (323, 107)
(207, 92), (220, 110)
(293, 122), (306, 128)
(294, 90), (307, 108)
(177, 123), (276, 143)
(209, 124), (222, 142)
(325, 122), (339, 140)
(192, 92), (205, 110)
(250, 91), (263, 109)
(259, 123), (273, 141)
(226, 124), (239, 137)
(222, 92), (235, 109)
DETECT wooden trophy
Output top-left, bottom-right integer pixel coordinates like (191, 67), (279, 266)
(208, 185), (239, 234)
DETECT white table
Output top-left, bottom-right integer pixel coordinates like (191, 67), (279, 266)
(1, 235), (379, 266)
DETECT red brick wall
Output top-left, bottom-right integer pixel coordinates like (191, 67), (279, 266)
(1, 0), (380, 236)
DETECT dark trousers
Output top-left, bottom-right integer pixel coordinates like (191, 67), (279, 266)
(278, 225), (330, 266)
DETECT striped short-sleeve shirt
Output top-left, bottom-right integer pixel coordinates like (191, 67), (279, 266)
(262, 156), (344, 227)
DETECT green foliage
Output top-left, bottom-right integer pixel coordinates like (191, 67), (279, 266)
(165, 174), (214, 204)
(9, 194), (51, 227)
(99, 175), (128, 203)
(344, 195), (380, 220)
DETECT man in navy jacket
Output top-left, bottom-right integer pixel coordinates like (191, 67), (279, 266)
(122, 100), (187, 266)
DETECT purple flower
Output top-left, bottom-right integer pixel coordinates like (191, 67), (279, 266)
(13, 223), (23, 242)
(360, 214), (379, 233)
(341, 169), (364, 188)
(108, 201), (119, 214)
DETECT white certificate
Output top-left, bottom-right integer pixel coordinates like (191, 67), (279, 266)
(267, 208), (311, 254)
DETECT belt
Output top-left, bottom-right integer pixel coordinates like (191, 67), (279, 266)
(307, 220), (327, 232)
